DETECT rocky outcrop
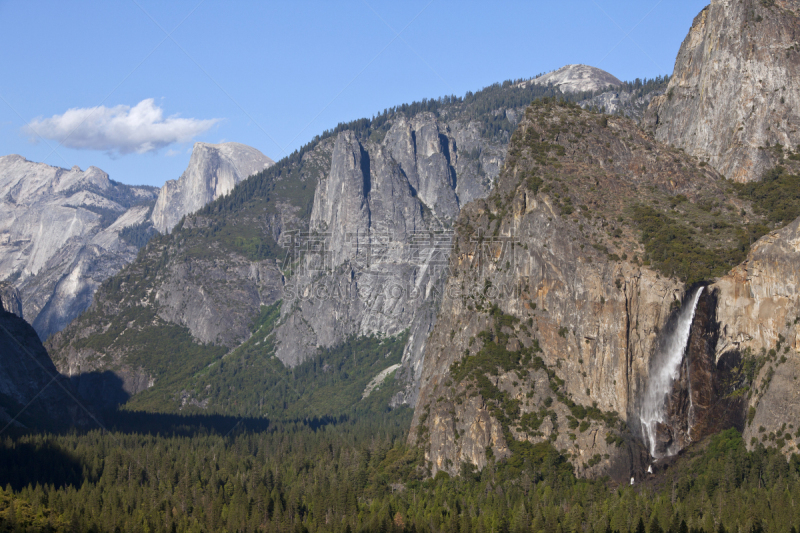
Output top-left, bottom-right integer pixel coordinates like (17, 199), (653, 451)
(523, 64), (622, 93)
(0, 283), (22, 318)
(154, 254), (284, 348)
(580, 88), (666, 122)
(409, 101), (745, 479)
(151, 142), (274, 233)
(710, 216), (800, 456)
(0, 155), (158, 339)
(45, 74), (665, 414)
(383, 115), (460, 220)
(275, 112), (503, 372)
(649, 289), (746, 457)
(645, 0), (800, 182)
(47, 142), (315, 400)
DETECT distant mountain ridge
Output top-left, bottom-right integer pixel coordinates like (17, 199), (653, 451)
(0, 140), (273, 340)
(0, 155), (158, 339)
(517, 64), (669, 121)
(45, 67), (674, 419)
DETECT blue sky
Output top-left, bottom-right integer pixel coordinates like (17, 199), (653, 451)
(0, 1), (707, 188)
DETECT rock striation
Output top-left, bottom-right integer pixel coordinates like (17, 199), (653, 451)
(47, 75), (669, 415)
(0, 155), (158, 339)
(0, 283), (22, 318)
(151, 142), (274, 233)
(645, 0), (800, 182)
(645, 288), (746, 458)
(274, 112), (503, 388)
(710, 215), (800, 456)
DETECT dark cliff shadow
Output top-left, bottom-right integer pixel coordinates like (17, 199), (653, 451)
(10, 362), (351, 439)
(0, 310), (99, 431)
(29, 369), (342, 438)
(0, 441), (86, 491)
(102, 410), (348, 438)
(627, 285), (747, 479)
(69, 370), (131, 411)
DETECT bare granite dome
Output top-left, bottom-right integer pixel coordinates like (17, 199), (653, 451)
(151, 142), (275, 233)
(522, 64), (622, 94)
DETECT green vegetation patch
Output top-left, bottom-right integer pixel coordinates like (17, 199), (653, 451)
(628, 204), (753, 284)
(447, 304), (621, 459)
(148, 306), (411, 419)
(733, 165), (800, 225)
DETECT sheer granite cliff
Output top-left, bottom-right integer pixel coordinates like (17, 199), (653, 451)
(47, 142), (313, 404)
(0, 283), (22, 318)
(274, 113), (504, 378)
(709, 215), (800, 457)
(645, 0), (800, 182)
(151, 142), (274, 234)
(408, 100), (757, 480)
(47, 107), (507, 411)
(0, 155), (158, 340)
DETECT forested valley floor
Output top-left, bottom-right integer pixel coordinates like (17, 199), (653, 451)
(0, 413), (798, 533)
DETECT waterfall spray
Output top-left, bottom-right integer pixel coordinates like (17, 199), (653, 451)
(639, 287), (704, 458)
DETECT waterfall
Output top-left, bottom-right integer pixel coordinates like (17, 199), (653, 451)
(639, 287), (703, 458)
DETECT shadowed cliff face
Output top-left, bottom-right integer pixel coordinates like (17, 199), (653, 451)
(0, 283), (22, 318)
(0, 306), (94, 430)
(712, 217), (800, 457)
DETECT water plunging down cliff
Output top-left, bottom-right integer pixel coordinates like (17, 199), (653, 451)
(640, 288), (704, 458)
(639, 287), (746, 460)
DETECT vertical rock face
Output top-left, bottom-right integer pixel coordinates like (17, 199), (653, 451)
(310, 132), (374, 266)
(46, 73), (670, 413)
(0, 155), (158, 339)
(407, 102), (745, 479)
(651, 289), (745, 457)
(711, 216), (800, 456)
(151, 142), (274, 233)
(384, 115), (460, 220)
(275, 113), (503, 376)
(47, 140), (319, 402)
(645, 0), (800, 182)
(0, 283), (22, 318)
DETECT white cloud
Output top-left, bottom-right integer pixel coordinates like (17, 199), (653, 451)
(24, 99), (220, 155)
